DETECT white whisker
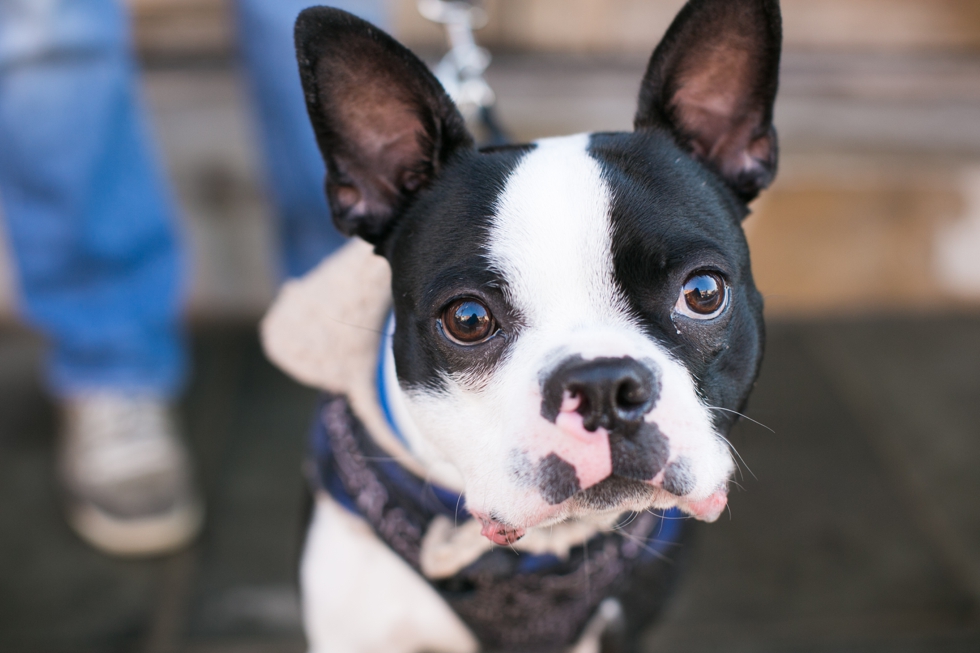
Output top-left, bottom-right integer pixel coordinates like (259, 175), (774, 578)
(611, 528), (675, 564)
(706, 406), (775, 434)
(715, 432), (757, 481)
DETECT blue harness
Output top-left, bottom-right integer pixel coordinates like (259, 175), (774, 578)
(308, 325), (687, 653)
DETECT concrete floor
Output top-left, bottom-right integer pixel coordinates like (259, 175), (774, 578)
(2, 315), (979, 652)
(0, 327), (315, 653)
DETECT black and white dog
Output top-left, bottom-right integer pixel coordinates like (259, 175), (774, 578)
(262, 0), (779, 651)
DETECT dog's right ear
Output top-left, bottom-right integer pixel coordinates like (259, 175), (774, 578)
(295, 8), (473, 244)
(635, 0), (781, 203)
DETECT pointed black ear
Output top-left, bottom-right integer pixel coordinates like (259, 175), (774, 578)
(295, 8), (474, 244)
(635, 0), (781, 203)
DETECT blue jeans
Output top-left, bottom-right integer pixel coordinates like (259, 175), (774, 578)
(0, 0), (386, 398)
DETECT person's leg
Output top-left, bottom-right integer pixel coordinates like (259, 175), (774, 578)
(0, 0), (187, 397)
(234, 0), (389, 278)
(0, 0), (200, 556)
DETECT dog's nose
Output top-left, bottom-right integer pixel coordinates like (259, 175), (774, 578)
(542, 357), (660, 432)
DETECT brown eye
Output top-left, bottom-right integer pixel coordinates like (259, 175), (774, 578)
(441, 299), (496, 345)
(676, 271), (728, 319)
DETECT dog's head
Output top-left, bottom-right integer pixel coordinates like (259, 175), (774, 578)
(296, 0), (779, 543)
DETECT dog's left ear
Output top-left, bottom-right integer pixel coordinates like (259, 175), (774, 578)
(635, 0), (781, 203)
(295, 8), (473, 244)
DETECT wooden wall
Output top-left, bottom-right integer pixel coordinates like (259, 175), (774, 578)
(127, 0), (980, 58)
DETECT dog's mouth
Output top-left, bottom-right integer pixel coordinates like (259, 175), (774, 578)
(573, 474), (729, 519)
(472, 474), (729, 545)
(573, 475), (729, 521)
(471, 478), (647, 545)
(471, 477), (652, 546)
(473, 512), (526, 546)
(571, 475), (658, 511)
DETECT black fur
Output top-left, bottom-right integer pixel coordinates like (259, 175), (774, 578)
(662, 456), (696, 497)
(536, 453), (582, 505)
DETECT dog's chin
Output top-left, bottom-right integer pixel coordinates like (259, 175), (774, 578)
(569, 475), (660, 513)
(522, 477), (669, 530)
(567, 476), (731, 523)
(476, 476), (729, 544)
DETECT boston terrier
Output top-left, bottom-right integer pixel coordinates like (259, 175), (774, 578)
(261, 0), (779, 651)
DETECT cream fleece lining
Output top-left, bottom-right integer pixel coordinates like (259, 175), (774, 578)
(259, 239), (426, 477)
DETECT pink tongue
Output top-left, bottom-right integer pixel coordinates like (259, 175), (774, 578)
(681, 490), (728, 522)
(478, 517), (526, 545)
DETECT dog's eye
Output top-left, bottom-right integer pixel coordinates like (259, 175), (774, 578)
(441, 299), (496, 345)
(676, 271), (728, 319)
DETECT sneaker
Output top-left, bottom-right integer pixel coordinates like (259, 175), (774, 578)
(57, 393), (204, 557)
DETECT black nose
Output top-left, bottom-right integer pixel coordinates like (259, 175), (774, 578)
(541, 356), (660, 432)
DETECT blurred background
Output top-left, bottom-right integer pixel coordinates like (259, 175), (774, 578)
(1, 0), (979, 651)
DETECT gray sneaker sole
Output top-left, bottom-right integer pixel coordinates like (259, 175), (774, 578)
(67, 498), (204, 557)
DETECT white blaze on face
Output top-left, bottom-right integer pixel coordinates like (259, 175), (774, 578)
(400, 134), (734, 530)
(487, 134), (634, 333)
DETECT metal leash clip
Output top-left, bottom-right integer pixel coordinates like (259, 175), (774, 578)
(418, 0), (508, 145)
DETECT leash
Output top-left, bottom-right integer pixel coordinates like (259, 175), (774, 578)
(418, 0), (509, 146)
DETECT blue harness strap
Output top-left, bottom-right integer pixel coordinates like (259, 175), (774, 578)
(375, 313), (410, 447)
(308, 393), (688, 653)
